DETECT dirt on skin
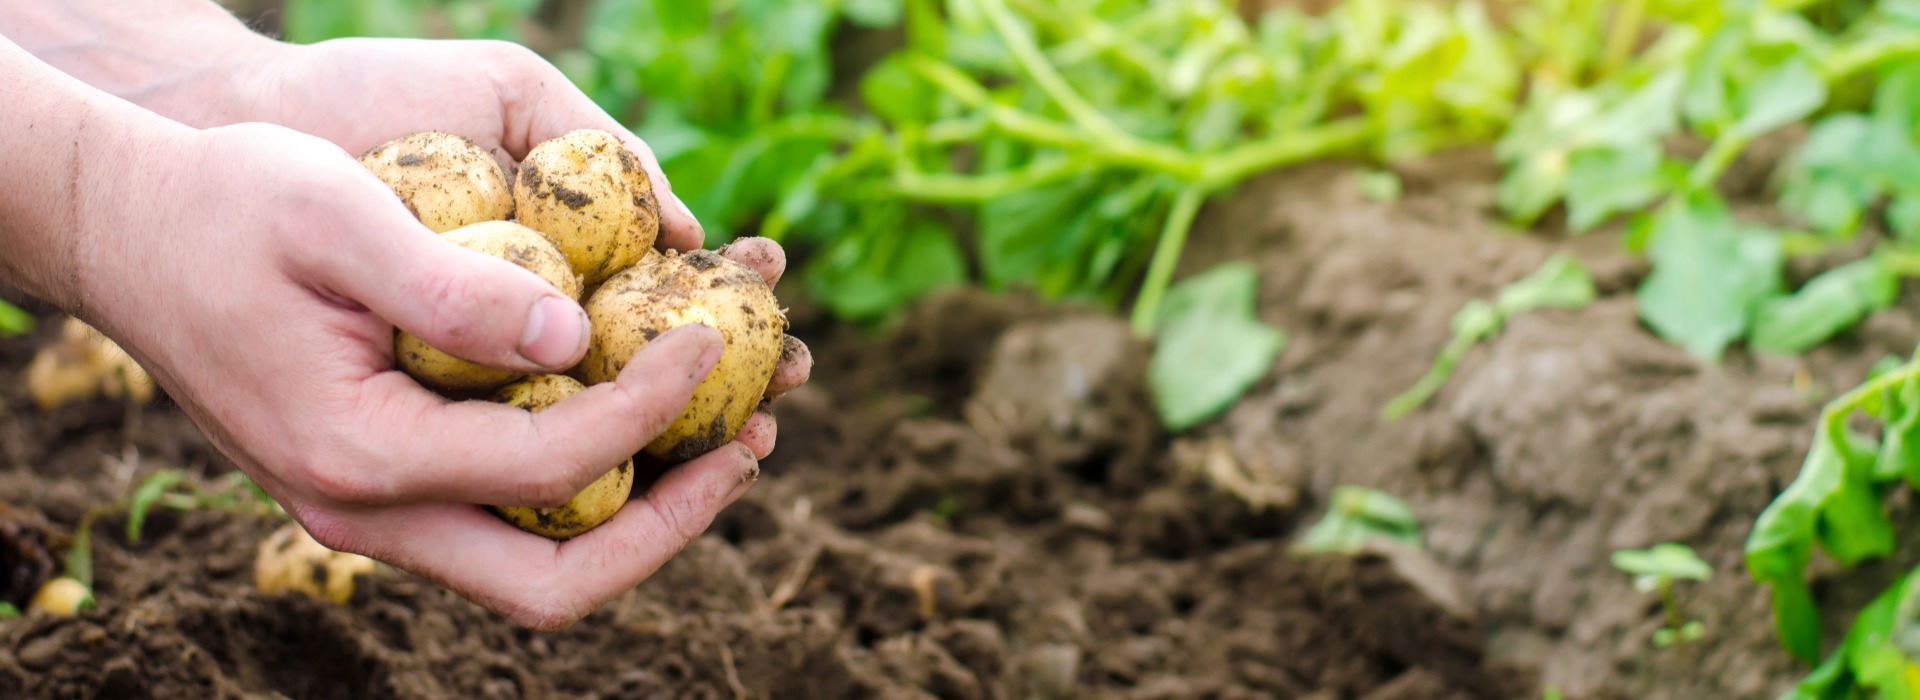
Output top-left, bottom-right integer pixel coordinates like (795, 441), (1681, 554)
(0, 146), (1908, 699)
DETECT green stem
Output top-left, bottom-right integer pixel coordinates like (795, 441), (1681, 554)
(1659, 579), (1686, 633)
(1687, 133), (1751, 191)
(1819, 30), (1920, 83)
(974, 0), (1132, 146)
(889, 157), (1087, 202)
(1129, 186), (1208, 336)
(1199, 118), (1376, 189)
(1016, 0), (1168, 86)
(1601, 0), (1648, 79)
(1878, 247), (1920, 278)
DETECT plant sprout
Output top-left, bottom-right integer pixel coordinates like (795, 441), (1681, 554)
(1612, 542), (1712, 648)
(1290, 486), (1422, 556)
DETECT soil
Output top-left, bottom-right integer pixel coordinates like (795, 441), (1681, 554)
(1, 147), (1913, 699)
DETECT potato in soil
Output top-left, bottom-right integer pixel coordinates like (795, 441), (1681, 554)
(25, 317), (155, 411)
(395, 220), (583, 392)
(358, 131), (514, 233)
(487, 375), (633, 539)
(513, 129), (660, 286)
(254, 522), (376, 605)
(580, 249), (785, 461)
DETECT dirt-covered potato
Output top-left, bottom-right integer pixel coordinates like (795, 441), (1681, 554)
(512, 129), (660, 286)
(580, 250), (786, 461)
(359, 131), (514, 233)
(254, 522), (377, 605)
(486, 375), (633, 539)
(26, 577), (90, 617)
(395, 220), (584, 393)
(25, 317), (156, 411)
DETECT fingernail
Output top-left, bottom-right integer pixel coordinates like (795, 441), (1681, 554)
(520, 296), (587, 368)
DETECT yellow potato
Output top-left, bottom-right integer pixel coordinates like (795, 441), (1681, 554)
(254, 522), (377, 605)
(395, 220), (584, 393)
(580, 250), (785, 461)
(512, 129), (660, 286)
(486, 375), (633, 539)
(26, 577), (91, 617)
(359, 131), (514, 232)
(24, 317), (155, 411)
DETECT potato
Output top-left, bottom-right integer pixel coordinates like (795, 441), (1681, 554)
(359, 131), (514, 232)
(513, 129), (660, 286)
(486, 375), (633, 539)
(580, 250), (785, 461)
(26, 577), (91, 617)
(25, 317), (155, 411)
(254, 522), (377, 605)
(395, 220), (584, 392)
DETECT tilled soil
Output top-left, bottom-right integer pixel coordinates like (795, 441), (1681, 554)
(0, 148), (1911, 699)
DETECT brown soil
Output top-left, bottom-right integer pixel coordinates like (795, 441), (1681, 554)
(0, 147), (1910, 699)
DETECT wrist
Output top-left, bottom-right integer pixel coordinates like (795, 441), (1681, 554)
(0, 2), (295, 128)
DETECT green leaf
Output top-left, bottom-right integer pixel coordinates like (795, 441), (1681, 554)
(0, 602), (15, 619)
(1291, 486), (1423, 555)
(1748, 418), (1851, 663)
(1148, 264), (1286, 431)
(1494, 253), (1598, 315)
(842, 0), (902, 27)
(861, 54), (937, 125)
(127, 470), (186, 545)
(1731, 59), (1827, 140)
(1612, 542), (1714, 582)
(1751, 258), (1898, 355)
(0, 301), (31, 338)
(1636, 195), (1782, 361)
(1357, 169), (1403, 202)
(1564, 145), (1671, 232)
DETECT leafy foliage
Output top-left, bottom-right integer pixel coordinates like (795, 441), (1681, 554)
(0, 300), (31, 338)
(1146, 262), (1285, 431)
(1384, 253), (1596, 419)
(1290, 486), (1422, 556)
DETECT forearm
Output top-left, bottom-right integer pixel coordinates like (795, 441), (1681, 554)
(0, 0), (286, 128)
(0, 34), (188, 313)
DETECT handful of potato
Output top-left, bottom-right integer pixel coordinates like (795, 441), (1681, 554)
(359, 129), (789, 540)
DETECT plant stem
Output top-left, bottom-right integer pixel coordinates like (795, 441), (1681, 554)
(1601, 0), (1648, 79)
(1129, 185), (1207, 336)
(1820, 30), (1920, 83)
(889, 157), (1086, 202)
(1687, 133), (1752, 191)
(1659, 579), (1686, 633)
(1200, 118), (1376, 189)
(974, 0), (1133, 146)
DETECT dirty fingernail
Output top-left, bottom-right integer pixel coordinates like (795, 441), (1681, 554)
(520, 296), (587, 368)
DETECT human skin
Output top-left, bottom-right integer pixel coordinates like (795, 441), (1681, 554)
(0, 4), (811, 629)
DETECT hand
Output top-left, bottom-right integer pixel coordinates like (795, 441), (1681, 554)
(76, 120), (766, 629)
(254, 36), (813, 450)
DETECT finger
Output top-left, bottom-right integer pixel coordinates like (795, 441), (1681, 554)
(313, 443), (757, 630)
(735, 411), (777, 460)
(766, 335), (812, 402)
(492, 54), (704, 252)
(717, 237), (787, 288)
(294, 185), (589, 373)
(342, 324), (724, 508)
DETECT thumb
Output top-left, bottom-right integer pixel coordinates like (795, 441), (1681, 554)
(309, 204), (588, 374)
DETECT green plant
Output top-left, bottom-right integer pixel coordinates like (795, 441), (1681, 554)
(1495, 0), (1920, 362)
(1290, 486), (1422, 556)
(1611, 542), (1712, 648)
(1748, 349), (1920, 664)
(0, 300), (30, 338)
(1780, 564), (1920, 699)
(1383, 253), (1596, 419)
(58, 469), (285, 604)
(1146, 262), (1286, 431)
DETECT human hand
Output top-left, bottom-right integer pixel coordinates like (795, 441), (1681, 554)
(255, 37), (814, 444)
(74, 120), (768, 629)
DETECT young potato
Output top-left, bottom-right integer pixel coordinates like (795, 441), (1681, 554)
(25, 317), (156, 411)
(395, 221), (584, 393)
(254, 522), (377, 605)
(486, 375), (634, 539)
(26, 577), (91, 617)
(580, 250), (786, 461)
(513, 129), (660, 286)
(359, 131), (515, 232)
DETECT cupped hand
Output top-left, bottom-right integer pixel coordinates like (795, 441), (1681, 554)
(80, 120), (766, 629)
(255, 36), (812, 435)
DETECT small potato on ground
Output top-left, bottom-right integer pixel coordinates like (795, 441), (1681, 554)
(485, 375), (633, 539)
(513, 129), (660, 286)
(394, 220), (583, 393)
(358, 131), (515, 233)
(580, 249), (786, 461)
(25, 317), (155, 411)
(254, 522), (377, 605)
